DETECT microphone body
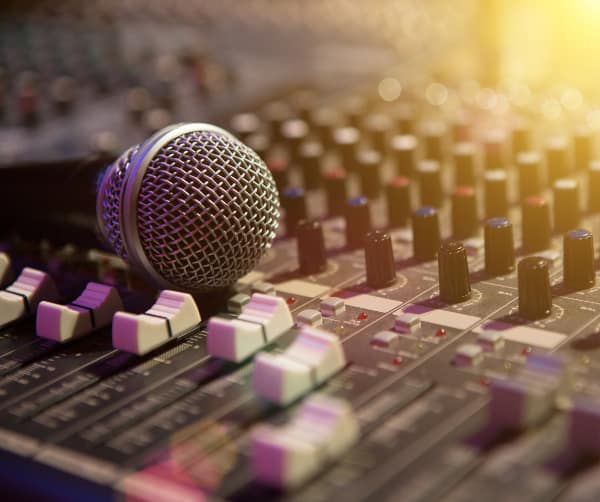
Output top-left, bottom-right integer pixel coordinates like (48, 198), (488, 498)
(0, 123), (280, 292)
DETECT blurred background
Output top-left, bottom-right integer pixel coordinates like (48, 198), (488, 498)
(2, 0), (600, 162)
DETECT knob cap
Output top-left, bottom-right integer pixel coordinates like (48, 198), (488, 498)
(282, 187), (307, 235)
(412, 206), (441, 261)
(386, 176), (411, 228)
(553, 178), (581, 233)
(345, 196), (372, 249)
(521, 196), (552, 252)
(518, 257), (552, 320)
(365, 231), (396, 289)
(484, 217), (515, 275)
(451, 186), (478, 239)
(563, 229), (596, 291)
(438, 242), (471, 303)
(297, 220), (327, 275)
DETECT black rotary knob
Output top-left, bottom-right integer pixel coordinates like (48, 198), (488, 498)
(333, 126), (360, 173)
(391, 134), (417, 177)
(262, 101), (291, 142)
(365, 114), (392, 153)
(517, 151), (543, 200)
(298, 141), (324, 190)
(521, 196), (552, 252)
(311, 107), (341, 149)
(563, 229), (596, 291)
(297, 220), (327, 275)
(553, 178), (581, 234)
(484, 130), (507, 170)
(412, 206), (441, 261)
(484, 170), (509, 218)
(324, 169), (348, 216)
(438, 242), (471, 303)
(484, 217), (515, 275)
(418, 160), (443, 208)
(453, 142), (477, 187)
(423, 122), (446, 161)
(546, 137), (572, 183)
(574, 126), (593, 172)
(282, 187), (307, 235)
(386, 176), (411, 228)
(512, 118), (531, 159)
(281, 119), (309, 162)
(451, 186), (478, 239)
(588, 162), (600, 213)
(365, 231), (396, 289)
(357, 149), (383, 199)
(345, 196), (372, 249)
(518, 256), (552, 320)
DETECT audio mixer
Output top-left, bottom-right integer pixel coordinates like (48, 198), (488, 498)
(4, 2), (600, 502)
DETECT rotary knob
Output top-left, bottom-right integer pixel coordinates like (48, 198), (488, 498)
(451, 186), (478, 239)
(563, 229), (596, 291)
(282, 187), (307, 235)
(484, 217), (515, 275)
(521, 196), (552, 252)
(438, 242), (471, 303)
(386, 176), (411, 228)
(297, 220), (327, 275)
(518, 257), (552, 320)
(345, 196), (372, 249)
(412, 206), (441, 261)
(365, 231), (397, 289)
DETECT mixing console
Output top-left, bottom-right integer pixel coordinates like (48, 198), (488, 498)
(4, 2), (600, 501)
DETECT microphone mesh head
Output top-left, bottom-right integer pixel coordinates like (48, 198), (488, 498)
(99, 145), (139, 260)
(98, 125), (280, 292)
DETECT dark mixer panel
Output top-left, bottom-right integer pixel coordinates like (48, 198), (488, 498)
(3, 1), (600, 501)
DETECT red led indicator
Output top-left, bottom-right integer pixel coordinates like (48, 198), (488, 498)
(393, 356), (403, 365)
(286, 296), (296, 305)
(435, 328), (447, 337)
(521, 346), (532, 356)
(357, 311), (369, 321)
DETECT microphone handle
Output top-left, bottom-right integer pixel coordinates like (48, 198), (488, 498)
(0, 154), (116, 248)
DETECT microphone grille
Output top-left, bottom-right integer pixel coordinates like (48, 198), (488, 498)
(135, 128), (279, 291)
(98, 144), (139, 259)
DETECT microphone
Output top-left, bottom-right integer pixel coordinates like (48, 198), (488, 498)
(0, 123), (280, 292)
